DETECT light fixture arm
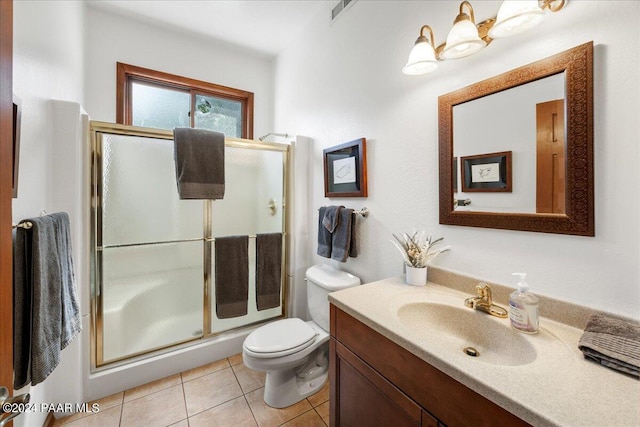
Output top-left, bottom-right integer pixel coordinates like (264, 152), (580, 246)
(457, 1), (476, 24)
(417, 24), (436, 49)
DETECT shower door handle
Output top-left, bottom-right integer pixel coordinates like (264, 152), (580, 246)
(0, 386), (31, 426)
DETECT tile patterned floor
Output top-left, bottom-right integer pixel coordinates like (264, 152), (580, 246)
(52, 354), (329, 427)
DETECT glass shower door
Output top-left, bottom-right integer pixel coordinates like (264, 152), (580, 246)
(98, 133), (204, 364)
(209, 146), (286, 334)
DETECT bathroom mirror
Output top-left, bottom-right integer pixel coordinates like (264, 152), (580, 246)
(439, 42), (594, 236)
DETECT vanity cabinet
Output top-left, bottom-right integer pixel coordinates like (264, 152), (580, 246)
(329, 305), (530, 427)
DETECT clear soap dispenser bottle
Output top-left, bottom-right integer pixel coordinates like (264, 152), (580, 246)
(509, 273), (539, 334)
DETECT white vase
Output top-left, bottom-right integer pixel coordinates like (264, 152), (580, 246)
(405, 266), (427, 286)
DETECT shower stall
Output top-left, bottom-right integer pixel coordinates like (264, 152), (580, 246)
(89, 122), (290, 369)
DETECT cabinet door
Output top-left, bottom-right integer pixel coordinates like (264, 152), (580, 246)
(332, 338), (421, 427)
(422, 410), (440, 427)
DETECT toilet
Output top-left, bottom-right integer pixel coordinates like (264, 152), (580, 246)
(242, 264), (361, 408)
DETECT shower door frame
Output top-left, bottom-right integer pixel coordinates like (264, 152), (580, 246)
(89, 121), (290, 371)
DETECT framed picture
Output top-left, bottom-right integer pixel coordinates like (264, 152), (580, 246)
(461, 151), (512, 192)
(12, 94), (21, 198)
(323, 138), (368, 197)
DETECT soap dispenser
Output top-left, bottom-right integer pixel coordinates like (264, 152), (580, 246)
(509, 273), (539, 334)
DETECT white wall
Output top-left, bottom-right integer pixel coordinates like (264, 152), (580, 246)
(274, 1), (640, 319)
(83, 5), (274, 139)
(12, 2), (86, 426)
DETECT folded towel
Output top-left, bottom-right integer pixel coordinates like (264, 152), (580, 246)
(173, 127), (225, 199)
(13, 212), (81, 389)
(331, 208), (354, 263)
(256, 233), (283, 311)
(578, 313), (640, 377)
(317, 207), (332, 258)
(215, 236), (249, 319)
(322, 205), (343, 232)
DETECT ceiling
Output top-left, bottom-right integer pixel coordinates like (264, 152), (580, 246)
(87, 0), (332, 58)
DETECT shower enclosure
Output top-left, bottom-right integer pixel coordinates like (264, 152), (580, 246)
(89, 122), (289, 369)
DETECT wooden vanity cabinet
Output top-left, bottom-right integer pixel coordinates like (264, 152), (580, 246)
(329, 305), (530, 427)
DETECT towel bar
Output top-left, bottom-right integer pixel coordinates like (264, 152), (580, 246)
(318, 207), (369, 218)
(12, 222), (32, 230)
(12, 210), (47, 229)
(354, 207), (369, 217)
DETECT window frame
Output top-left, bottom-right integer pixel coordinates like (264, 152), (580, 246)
(116, 62), (254, 139)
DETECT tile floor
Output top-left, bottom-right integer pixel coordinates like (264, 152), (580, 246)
(52, 353), (329, 427)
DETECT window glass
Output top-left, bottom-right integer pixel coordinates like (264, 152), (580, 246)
(194, 94), (243, 138)
(131, 82), (191, 130)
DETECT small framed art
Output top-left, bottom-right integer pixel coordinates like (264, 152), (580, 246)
(323, 138), (368, 197)
(461, 151), (512, 192)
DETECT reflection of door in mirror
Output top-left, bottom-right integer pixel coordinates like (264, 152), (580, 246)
(536, 99), (565, 214)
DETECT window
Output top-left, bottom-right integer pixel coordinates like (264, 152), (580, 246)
(116, 62), (254, 138)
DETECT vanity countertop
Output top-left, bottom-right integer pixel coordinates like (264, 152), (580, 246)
(328, 277), (639, 427)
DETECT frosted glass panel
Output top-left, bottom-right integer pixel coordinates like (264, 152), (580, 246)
(210, 236), (283, 334)
(102, 134), (203, 246)
(194, 94), (242, 137)
(211, 147), (284, 237)
(101, 241), (204, 363)
(131, 82), (190, 130)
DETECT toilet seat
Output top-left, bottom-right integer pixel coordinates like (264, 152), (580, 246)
(243, 318), (317, 359)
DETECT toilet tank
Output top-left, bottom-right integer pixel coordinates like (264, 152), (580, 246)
(306, 264), (361, 332)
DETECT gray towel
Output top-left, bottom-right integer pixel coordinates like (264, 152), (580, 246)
(317, 207), (332, 258)
(13, 212), (81, 389)
(173, 127), (225, 199)
(215, 236), (249, 319)
(349, 211), (358, 258)
(331, 208), (355, 263)
(255, 233), (282, 311)
(322, 205), (343, 232)
(578, 313), (640, 377)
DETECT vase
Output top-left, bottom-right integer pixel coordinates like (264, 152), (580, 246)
(405, 265), (427, 286)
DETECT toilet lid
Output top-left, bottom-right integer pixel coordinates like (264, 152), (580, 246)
(244, 318), (317, 356)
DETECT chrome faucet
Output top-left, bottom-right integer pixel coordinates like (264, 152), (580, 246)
(464, 283), (508, 318)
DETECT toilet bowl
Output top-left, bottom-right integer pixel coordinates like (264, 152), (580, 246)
(242, 264), (360, 408)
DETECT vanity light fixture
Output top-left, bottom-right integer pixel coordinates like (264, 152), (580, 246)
(489, 0), (565, 38)
(439, 1), (486, 60)
(402, 25), (439, 75)
(403, 0), (566, 75)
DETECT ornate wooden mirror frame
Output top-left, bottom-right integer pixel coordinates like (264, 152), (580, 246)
(438, 42), (594, 236)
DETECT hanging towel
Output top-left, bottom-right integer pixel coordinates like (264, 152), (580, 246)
(13, 212), (81, 389)
(331, 208), (355, 263)
(215, 236), (249, 319)
(173, 127), (225, 200)
(322, 205), (343, 232)
(349, 211), (358, 258)
(255, 233), (283, 311)
(317, 207), (332, 258)
(578, 313), (640, 377)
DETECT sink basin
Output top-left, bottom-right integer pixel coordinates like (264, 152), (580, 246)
(397, 302), (537, 366)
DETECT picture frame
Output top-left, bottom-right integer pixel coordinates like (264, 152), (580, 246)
(12, 94), (21, 198)
(461, 151), (512, 193)
(323, 138), (368, 198)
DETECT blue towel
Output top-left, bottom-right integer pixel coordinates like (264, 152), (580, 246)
(322, 205), (343, 232)
(13, 212), (81, 388)
(331, 208), (355, 263)
(317, 207), (332, 258)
